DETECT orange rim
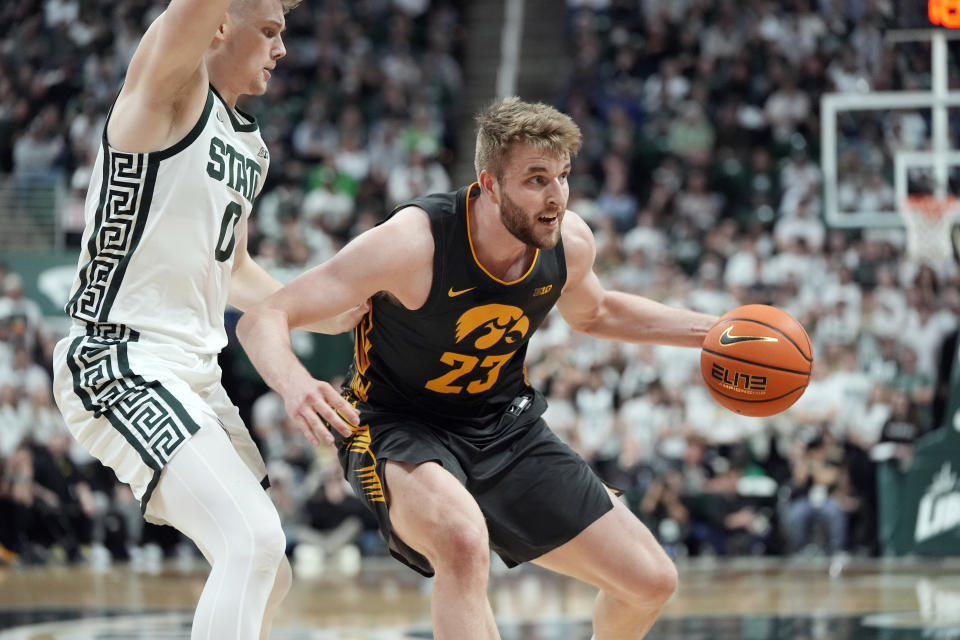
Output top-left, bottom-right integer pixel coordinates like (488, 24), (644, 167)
(904, 195), (959, 221)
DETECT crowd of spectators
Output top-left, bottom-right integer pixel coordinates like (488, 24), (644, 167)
(552, 0), (959, 559)
(2, 0), (960, 571)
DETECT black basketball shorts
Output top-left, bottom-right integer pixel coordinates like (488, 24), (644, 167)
(335, 391), (614, 577)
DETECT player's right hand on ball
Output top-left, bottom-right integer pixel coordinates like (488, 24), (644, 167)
(283, 378), (360, 447)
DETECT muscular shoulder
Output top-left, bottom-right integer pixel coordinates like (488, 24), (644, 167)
(344, 206), (435, 306)
(376, 206), (435, 257)
(560, 210), (597, 283)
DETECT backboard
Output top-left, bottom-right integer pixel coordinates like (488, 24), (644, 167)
(820, 25), (960, 230)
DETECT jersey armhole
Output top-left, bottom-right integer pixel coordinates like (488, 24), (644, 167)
(555, 234), (568, 286)
(100, 86), (215, 163)
(151, 89), (215, 161)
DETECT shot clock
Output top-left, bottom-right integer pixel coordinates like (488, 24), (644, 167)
(897, 0), (960, 29)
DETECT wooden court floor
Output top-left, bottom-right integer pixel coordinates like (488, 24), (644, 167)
(1, 555), (959, 638)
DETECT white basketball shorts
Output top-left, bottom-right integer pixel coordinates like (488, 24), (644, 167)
(52, 324), (268, 522)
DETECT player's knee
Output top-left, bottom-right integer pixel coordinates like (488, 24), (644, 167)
(228, 515), (286, 573)
(431, 520), (490, 575)
(642, 558), (679, 605)
(649, 559), (679, 603)
(616, 555), (678, 607)
(254, 521), (287, 569)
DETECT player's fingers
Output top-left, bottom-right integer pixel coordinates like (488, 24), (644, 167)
(298, 409), (334, 447)
(295, 415), (323, 447)
(313, 398), (354, 439)
(297, 424), (320, 448)
(312, 384), (359, 434)
(323, 388), (360, 427)
(310, 421), (336, 447)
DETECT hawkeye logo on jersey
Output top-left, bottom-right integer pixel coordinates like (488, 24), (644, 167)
(455, 304), (530, 349)
(206, 136), (262, 204)
(425, 304), (531, 395)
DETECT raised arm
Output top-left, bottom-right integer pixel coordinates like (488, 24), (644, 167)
(108, 0), (235, 151)
(236, 208), (434, 446)
(556, 212), (717, 347)
(127, 0), (234, 97)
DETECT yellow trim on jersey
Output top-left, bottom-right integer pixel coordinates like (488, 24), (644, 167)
(354, 306), (375, 376)
(465, 182), (539, 285)
(348, 425), (386, 503)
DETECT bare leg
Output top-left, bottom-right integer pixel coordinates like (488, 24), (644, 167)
(532, 494), (677, 639)
(384, 460), (500, 640)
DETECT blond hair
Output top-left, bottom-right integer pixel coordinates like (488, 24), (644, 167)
(229, 0), (302, 17)
(474, 97), (582, 181)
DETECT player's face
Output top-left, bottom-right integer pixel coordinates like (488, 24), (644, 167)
(496, 143), (570, 250)
(227, 0), (287, 96)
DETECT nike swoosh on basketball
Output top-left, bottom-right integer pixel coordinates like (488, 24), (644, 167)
(448, 286), (476, 297)
(718, 326), (779, 345)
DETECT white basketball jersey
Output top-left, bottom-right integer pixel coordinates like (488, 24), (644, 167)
(66, 87), (269, 354)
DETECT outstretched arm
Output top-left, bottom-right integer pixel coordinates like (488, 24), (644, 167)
(556, 212), (717, 347)
(229, 231), (368, 335)
(236, 208), (434, 446)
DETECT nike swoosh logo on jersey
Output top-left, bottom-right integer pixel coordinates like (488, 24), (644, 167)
(718, 326), (779, 345)
(448, 286), (476, 297)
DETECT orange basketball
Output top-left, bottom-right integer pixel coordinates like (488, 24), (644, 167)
(700, 304), (814, 417)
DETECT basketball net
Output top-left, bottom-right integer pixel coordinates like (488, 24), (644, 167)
(901, 195), (960, 278)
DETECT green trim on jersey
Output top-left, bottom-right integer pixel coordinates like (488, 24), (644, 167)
(65, 334), (202, 512)
(66, 153), (159, 322)
(209, 85), (259, 133)
(153, 89), (215, 161)
(98, 159), (158, 322)
(66, 89), (215, 323)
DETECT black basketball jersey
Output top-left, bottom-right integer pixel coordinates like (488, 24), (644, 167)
(346, 182), (566, 429)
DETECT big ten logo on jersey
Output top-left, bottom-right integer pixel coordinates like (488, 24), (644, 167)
(709, 362), (767, 395)
(205, 136), (262, 204)
(425, 304), (529, 394)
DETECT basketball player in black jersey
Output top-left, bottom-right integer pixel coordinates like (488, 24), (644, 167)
(238, 97), (718, 639)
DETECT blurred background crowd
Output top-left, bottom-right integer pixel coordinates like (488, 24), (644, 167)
(1, 0), (958, 571)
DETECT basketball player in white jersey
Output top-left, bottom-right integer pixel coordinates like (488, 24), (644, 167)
(50, 1), (362, 638)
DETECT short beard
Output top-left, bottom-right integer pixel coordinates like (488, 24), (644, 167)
(500, 191), (562, 249)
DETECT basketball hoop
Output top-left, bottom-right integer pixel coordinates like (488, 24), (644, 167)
(901, 195), (960, 276)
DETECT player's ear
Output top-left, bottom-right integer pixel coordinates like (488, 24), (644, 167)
(213, 12), (232, 42)
(479, 169), (498, 204)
